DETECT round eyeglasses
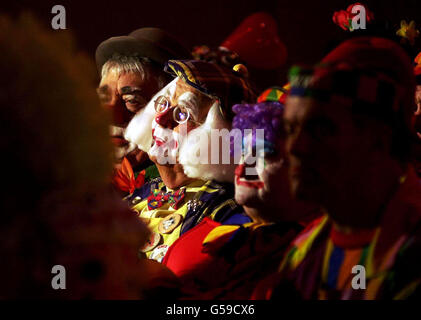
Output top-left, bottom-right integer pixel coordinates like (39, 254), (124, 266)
(154, 95), (190, 124)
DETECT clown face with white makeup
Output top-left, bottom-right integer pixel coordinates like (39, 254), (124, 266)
(234, 132), (286, 211)
(123, 60), (255, 261)
(148, 78), (215, 188)
(232, 100), (314, 224)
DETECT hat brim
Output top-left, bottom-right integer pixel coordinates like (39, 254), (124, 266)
(95, 35), (175, 72)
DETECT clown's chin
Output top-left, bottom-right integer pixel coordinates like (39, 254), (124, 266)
(234, 183), (264, 208)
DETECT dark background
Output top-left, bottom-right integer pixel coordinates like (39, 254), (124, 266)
(2, 0), (421, 90)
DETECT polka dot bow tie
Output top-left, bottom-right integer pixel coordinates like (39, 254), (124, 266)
(147, 187), (186, 210)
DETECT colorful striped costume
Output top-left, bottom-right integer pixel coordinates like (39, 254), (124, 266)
(264, 168), (421, 300)
(163, 217), (302, 299)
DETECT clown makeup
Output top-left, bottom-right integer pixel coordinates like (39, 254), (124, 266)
(148, 78), (214, 166)
(149, 121), (183, 164)
(235, 134), (266, 189)
(234, 130), (288, 213)
(230, 101), (312, 222)
(125, 76), (235, 184)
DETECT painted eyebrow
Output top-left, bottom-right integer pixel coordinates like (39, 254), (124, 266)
(177, 92), (199, 118)
(120, 86), (142, 95)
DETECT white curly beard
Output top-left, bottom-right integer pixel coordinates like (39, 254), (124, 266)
(178, 102), (236, 182)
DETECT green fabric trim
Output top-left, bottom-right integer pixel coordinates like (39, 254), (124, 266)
(144, 165), (160, 182)
(359, 246), (369, 265)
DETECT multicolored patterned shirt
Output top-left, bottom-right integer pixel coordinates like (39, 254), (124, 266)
(126, 179), (251, 262)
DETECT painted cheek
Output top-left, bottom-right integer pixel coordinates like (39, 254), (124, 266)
(170, 131), (179, 150)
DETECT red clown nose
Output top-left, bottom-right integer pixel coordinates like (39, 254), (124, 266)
(221, 12), (287, 70)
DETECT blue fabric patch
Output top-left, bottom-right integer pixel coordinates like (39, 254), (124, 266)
(327, 246), (345, 289)
(222, 213), (252, 225)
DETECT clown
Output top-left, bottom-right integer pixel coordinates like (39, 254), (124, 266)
(232, 95), (311, 222)
(160, 88), (319, 299)
(124, 60), (255, 261)
(256, 37), (421, 300)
